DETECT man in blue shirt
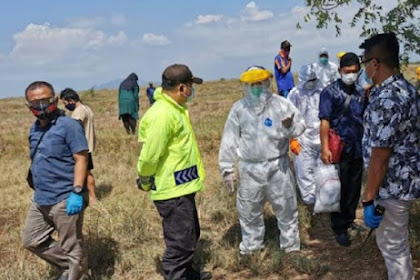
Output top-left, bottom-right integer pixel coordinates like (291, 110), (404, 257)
(319, 53), (366, 246)
(146, 82), (156, 105)
(360, 33), (420, 280)
(274, 40), (294, 97)
(22, 81), (89, 280)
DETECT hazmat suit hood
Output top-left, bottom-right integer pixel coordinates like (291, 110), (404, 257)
(298, 65), (323, 94)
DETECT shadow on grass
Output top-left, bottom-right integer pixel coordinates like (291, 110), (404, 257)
(96, 183), (113, 200)
(221, 215), (280, 249)
(46, 235), (119, 280)
(85, 235), (120, 280)
(194, 237), (213, 270)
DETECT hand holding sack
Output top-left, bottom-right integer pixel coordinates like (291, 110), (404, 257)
(314, 162), (341, 214)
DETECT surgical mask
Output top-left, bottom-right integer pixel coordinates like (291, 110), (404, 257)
(361, 69), (374, 86)
(65, 103), (76, 111)
(250, 85), (263, 98)
(182, 86), (195, 102)
(319, 57), (328, 65)
(341, 73), (358, 85)
(361, 60), (375, 86)
(304, 80), (315, 90)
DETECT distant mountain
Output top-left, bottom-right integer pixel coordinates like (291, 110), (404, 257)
(93, 79), (158, 90)
(93, 79), (123, 90)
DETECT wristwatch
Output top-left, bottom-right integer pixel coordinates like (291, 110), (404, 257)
(362, 200), (374, 207)
(73, 185), (83, 194)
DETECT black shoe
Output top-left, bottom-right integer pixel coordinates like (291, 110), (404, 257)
(335, 232), (351, 247)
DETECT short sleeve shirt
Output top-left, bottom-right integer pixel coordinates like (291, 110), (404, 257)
(29, 115), (89, 206)
(363, 74), (420, 200)
(72, 104), (95, 153)
(319, 80), (365, 158)
(274, 53), (294, 92)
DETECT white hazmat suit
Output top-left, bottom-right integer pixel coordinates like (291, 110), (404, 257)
(219, 66), (306, 254)
(288, 65), (324, 205)
(313, 48), (340, 87)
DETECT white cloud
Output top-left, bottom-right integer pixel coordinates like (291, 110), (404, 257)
(179, 2), (364, 79)
(111, 13), (127, 26)
(141, 33), (171, 46)
(9, 23), (127, 65)
(241, 2), (274, 22)
(108, 31), (128, 45)
(195, 14), (223, 25)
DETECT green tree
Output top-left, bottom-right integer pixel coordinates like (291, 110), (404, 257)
(298, 0), (420, 60)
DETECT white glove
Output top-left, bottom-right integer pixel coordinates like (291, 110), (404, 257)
(223, 172), (235, 193)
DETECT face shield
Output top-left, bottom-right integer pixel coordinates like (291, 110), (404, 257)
(240, 66), (273, 106)
(298, 65), (319, 91)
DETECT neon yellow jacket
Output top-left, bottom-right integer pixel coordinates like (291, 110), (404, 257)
(137, 87), (205, 201)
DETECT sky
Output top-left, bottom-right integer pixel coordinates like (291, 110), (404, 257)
(0, 0), (417, 98)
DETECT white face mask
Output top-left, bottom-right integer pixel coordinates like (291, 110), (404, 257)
(341, 73), (358, 85)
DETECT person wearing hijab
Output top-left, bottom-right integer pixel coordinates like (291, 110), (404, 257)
(119, 73), (139, 134)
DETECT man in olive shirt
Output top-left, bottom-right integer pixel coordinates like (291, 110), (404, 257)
(61, 88), (97, 204)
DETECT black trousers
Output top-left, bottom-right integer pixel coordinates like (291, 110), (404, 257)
(331, 152), (363, 234)
(121, 114), (136, 134)
(154, 193), (200, 280)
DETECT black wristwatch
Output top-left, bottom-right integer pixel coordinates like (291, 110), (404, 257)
(73, 185), (83, 194)
(362, 200), (374, 207)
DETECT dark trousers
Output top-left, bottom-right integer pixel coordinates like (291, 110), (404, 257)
(331, 152), (363, 234)
(154, 193), (200, 280)
(121, 114), (136, 134)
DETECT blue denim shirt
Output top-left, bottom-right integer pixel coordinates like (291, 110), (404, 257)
(319, 79), (366, 159)
(29, 115), (88, 206)
(274, 54), (294, 92)
(363, 74), (420, 200)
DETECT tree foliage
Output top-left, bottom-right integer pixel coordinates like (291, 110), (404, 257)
(298, 0), (420, 60)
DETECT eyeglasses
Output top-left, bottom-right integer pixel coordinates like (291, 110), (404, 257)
(27, 97), (55, 108)
(361, 57), (379, 64)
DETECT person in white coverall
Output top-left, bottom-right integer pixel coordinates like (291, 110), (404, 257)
(313, 48), (340, 88)
(218, 66), (306, 255)
(288, 65), (324, 205)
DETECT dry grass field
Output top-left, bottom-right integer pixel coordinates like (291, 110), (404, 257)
(1, 66), (420, 279)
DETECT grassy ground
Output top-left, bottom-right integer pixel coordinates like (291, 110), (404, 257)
(0, 70), (420, 279)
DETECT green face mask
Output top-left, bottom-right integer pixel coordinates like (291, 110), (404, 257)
(319, 57), (328, 65)
(250, 86), (263, 97)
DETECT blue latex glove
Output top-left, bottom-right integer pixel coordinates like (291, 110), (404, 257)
(363, 204), (383, 228)
(66, 192), (84, 215)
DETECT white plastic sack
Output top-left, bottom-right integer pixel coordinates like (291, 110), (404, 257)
(313, 163), (341, 214)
